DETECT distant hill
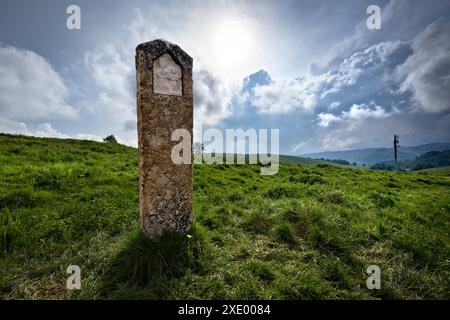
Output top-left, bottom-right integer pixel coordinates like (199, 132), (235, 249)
(278, 155), (354, 167)
(202, 153), (355, 167)
(371, 149), (450, 171)
(302, 143), (450, 165)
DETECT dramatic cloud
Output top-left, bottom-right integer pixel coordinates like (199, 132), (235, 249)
(1, 1), (449, 153)
(84, 44), (135, 121)
(320, 41), (407, 99)
(194, 69), (233, 126)
(396, 19), (450, 113)
(0, 46), (78, 120)
(246, 41), (406, 115)
(81, 8), (241, 144)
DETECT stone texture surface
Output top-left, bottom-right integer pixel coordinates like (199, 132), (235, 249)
(136, 39), (193, 238)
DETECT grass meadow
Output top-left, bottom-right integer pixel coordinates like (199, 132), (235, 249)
(0, 134), (449, 299)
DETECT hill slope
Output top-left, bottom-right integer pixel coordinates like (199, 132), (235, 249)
(199, 153), (354, 167)
(302, 143), (450, 165)
(371, 150), (450, 171)
(0, 134), (449, 299)
(417, 166), (450, 177)
(279, 154), (355, 167)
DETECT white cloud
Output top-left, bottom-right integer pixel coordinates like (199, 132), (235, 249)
(322, 134), (358, 150)
(342, 103), (391, 120)
(317, 103), (395, 128)
(84, 44), (135, 121)
(0, 118), (102, 142)
(0, 46), (78, 121)
(396, 19), (450, 113)
(317, 113), (341, 127)
(0, 45), (116, 145)
(313, 103), (402, 151)
(251, 76), (320, 114)
(0, 115), (29, 135)
(292, 141), (306, 152)
(72, 133), (103, 142)
(34, 123), (70, 139)
(33, 123), (102, 142)
(81, 19), (142, 147)
(320, 41), (405, 99)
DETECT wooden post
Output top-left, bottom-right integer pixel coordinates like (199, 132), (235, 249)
(394, 134), (399, 172)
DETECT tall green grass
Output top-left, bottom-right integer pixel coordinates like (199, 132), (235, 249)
(0, 133), (449, 299)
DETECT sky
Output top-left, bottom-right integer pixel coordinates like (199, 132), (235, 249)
(0, 0), (449, 154)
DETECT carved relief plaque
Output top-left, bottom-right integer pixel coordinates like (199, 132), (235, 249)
(153, 53), (182, 96)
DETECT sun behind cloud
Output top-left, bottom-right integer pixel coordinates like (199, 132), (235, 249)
(211, 16), (256, 75)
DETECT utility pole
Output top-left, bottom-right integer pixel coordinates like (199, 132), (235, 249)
(394, 134), (399, 172)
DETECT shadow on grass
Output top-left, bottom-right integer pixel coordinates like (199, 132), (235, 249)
(98, 224), (210, 299)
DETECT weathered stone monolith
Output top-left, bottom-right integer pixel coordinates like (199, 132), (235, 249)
(135, 39), (193, 238)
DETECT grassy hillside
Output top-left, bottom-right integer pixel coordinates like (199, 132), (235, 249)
(0, 134), (449, 299)
(416, 166), (450, 177)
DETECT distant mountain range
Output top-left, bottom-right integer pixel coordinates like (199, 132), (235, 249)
(301, 143), (450, 165)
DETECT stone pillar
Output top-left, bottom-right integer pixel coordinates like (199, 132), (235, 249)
(135, 39), (193, 238)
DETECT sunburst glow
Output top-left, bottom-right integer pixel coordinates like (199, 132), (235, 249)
(211, 17), (255, 73)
